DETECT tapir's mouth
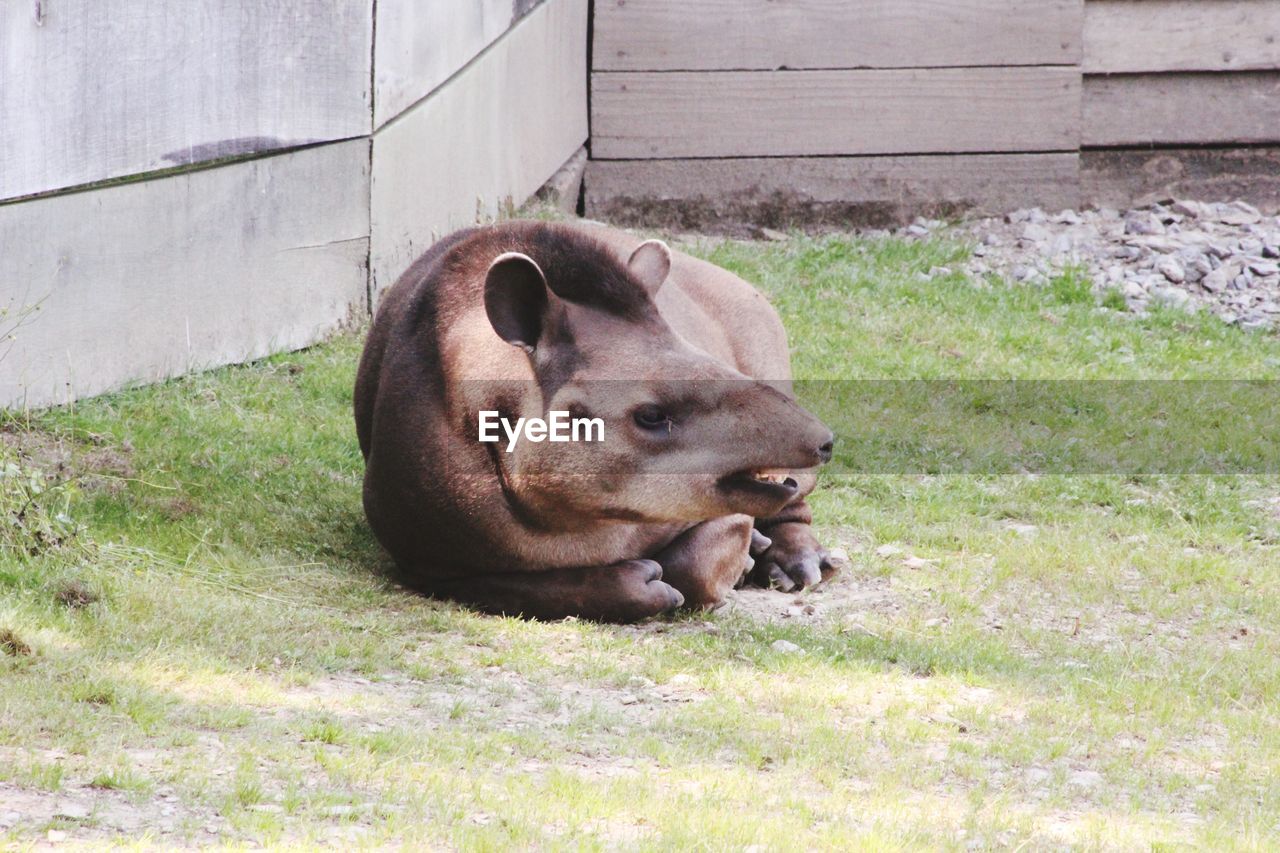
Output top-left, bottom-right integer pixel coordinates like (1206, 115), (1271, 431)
(719, 468), (800, 501)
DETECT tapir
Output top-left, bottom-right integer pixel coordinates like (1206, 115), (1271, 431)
(354, 220), (839, 622)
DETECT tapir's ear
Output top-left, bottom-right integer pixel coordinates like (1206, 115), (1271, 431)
(627, 239), (671, 297)
(484, 252), (548, 352)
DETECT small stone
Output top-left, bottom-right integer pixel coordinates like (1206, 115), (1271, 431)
(1156, 257), (1185, 284)
(1206, 243), (1234, 260)
(1216, 200), (1262, 225)
(1021, 223), (1051, 243)
(1151, 286), (1192, 310)
(770, 639), (804, 654)
(54, 804), (89, 821)
(1183, 256), (1212, 283)
(875, 543), (903, 558)
(1124, 213), (1163, 235)
(1202, 267), (1232, 293)
(1249, 262), (1279, 277)
(902, 556), (934, 570)
(1051, 209), (1082, 224)
(972, 244), (987, 257)
(47, 829), (68, 843)
(1170, 199), (1203, 218)
(758, 227), (788, 242)
(1122, 279), (1148, 300)
(905, 224), (929, 238)
(1263, 245), (1280, 259)
(619, 693), (641, 705)
(1026, 207), (1047, 223)
(1050, 233), (1074, 256)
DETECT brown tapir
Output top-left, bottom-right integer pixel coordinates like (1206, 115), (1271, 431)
(354, 220), (838, 623)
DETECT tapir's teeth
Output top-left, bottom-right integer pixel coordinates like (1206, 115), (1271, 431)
(750, 468), (790, 485)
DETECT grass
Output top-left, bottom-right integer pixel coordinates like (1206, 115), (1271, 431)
(1, 229), (1279, 848)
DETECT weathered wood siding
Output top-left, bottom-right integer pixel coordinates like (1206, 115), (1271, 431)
(1084, 0), (1280, 74)
(370, 0), (588, 298)
(374, 0), (549, 128)
(592, 68), (1080, 159)
(0, 0), (374, 201)
(1, 0), (588, 409)
(588, 0), (1280, 222)
(0, 141), (370, 408)
(1081, 1), (1280, 148)
(594, 0), (1082, 71)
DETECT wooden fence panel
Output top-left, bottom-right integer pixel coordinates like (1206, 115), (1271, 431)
(1085, 0), (1280, 74)
(374, 0), (547, 127)
(595, 0), (1082, 71)
(0, 0), (372, 201)
(0, 141), (370, 409)
(1084, 72), (1280, 146)
(591, 68), (1080, 159)
(370, 0), (588, 297)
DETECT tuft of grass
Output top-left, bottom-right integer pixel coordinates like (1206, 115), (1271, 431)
(0, 626), (31, 656)
(54, 577), (100, 608)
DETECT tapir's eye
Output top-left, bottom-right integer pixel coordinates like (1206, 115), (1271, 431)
(633, 404), (671, 432)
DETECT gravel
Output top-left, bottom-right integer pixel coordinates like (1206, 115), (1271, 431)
(900, 200), (1280, 330)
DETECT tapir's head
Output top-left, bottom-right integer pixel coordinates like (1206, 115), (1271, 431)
(480, 226), (833, 526)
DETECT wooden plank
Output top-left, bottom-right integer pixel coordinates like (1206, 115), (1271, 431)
(1085, 0), (1280, 74)
(370, 0), (588, 298)
(374, 0), (548, 128)
(591, 68), (1081, 159)
(0, 0), (372, 201)
(1082, 147), (1280, 211)
(584, 154), (1080, 228)
(1084, 72), (1280, 146)
(595, 0), (1082, 71)
(0, 140), (370, 410)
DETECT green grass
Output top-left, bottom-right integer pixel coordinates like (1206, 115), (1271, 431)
(2, 230), (1279, 848)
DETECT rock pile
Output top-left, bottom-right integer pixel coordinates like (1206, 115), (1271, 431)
(912, 201), (1280, 330)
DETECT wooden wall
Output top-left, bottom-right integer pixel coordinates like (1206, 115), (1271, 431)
(1, 0), (588, 409)
(587, 0), (1280, 225)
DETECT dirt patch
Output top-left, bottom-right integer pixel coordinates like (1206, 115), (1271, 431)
(720, 571), (902, 625)
(0, 424), (135, 493)
(0, 782), (226, 843)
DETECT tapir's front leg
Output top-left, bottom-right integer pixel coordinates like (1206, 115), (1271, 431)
(653, 514), (756, 610)
(747, 471), (845, 591)
(425, 560), (683, 623)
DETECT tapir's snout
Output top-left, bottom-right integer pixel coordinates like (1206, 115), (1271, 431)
(817, 434), (835, 464)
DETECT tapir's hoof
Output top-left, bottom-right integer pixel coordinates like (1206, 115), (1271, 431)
(747, 525), (846, 592)
(614, 559), (684, 622)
